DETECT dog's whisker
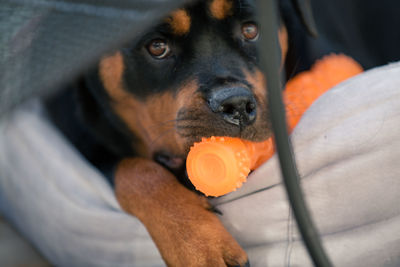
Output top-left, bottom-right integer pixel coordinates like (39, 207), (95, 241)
(148, 116), (212, 149)
(148, 114), (199, 131)
(148, 116), (204, 146)
(147, 118), (180, 131)
(176, 125), (208, 130)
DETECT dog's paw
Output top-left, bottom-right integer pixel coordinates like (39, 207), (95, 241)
(115, 158), (248, 266)
(153, 202), (249, 267)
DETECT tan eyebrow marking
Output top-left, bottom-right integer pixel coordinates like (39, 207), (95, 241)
(99, 51), (126, 100)
(165, 9), (191, 36)
(209, 0), (233, 20)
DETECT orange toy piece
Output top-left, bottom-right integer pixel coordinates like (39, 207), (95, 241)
(186, 54), (363, 197)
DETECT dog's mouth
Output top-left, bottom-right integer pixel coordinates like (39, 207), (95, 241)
(154, 151), (198, 190)
(152, 84), (272, 190)
(153, 118), (271, 192)
(175, 106), (272, 148)
(154, 152), (185, 172)
(153, 124), (271, 174)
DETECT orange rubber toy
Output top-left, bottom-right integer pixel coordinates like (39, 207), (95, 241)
(186, 54), (363, 197)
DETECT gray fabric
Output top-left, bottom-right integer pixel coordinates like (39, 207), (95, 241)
(0, 62), (400, 266)
(0, 102), (163, 267)
(213, 62), (400, 266)
(0, 215), (50, 266)
(0, 0), (191, 116)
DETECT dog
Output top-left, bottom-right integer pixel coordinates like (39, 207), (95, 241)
(45, 0), (312, 266)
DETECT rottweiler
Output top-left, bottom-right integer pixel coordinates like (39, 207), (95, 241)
(46, 0), (311, 266)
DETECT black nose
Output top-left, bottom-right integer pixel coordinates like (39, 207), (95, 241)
(208, 87), (257, 127)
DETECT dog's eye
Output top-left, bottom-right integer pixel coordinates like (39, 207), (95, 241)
(241, 23), (259, 41)
(147, 39), (170, 59)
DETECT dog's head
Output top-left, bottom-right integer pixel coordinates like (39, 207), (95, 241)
(95, 0), (288, 171)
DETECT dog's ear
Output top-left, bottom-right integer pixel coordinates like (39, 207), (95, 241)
(291, 0), (318, 37)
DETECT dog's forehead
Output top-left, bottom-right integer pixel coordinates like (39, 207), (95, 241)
(165, 0), (255, 36)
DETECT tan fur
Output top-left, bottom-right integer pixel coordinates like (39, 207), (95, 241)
(209, 0), (233, 20)
(166, 9), (191, 36)
(115, 158), (248, 266)
(245, 69), (268, 100)
(99, 52), (200, 158)
(98, 51), (125, 100)
(279, 26), (289, 66)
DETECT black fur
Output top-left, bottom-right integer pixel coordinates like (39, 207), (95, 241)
(45, 0), (289, 185)
(116, 1), (259, 99)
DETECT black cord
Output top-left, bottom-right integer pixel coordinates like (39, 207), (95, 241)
(257, 1), (333, 266)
